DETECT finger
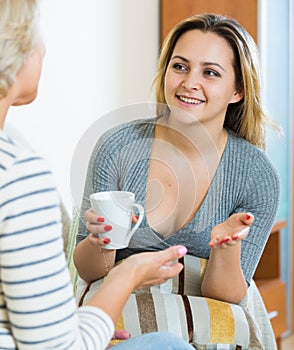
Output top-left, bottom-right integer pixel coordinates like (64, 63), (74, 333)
(209, 242), (226, 248)
(158, 245), (188, 264)
(86, 221), (104, 234)
(240, 212), (254, 225)
(84, 208), (105, 223)
(210, 236), (233, 247)
(209, 238), (220, 248)
(84, 208), (97, 221)
(86, 222), (112, 235)
(112, 330), (131, 340)
(232, 227), (250, 240)
(218, 237), (233, 246)
(88, 233), (111, 246)
(132, 214), (139, 224)
(159, 261), (184, 279)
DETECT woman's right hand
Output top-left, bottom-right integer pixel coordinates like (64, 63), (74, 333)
(74, 208), (116, 283)
(84, 208), (113, 247)
(85, 208), (139, 247)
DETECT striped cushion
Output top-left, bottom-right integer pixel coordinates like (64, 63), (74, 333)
(65, 209), (79, 293)
(150, 254), (208, 296)
(77, 255), (263, 349)
(117, 292), (252, 349)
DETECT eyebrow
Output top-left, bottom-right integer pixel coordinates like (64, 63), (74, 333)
(171, 55), (226, 72)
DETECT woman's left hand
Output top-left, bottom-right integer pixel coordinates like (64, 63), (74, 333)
(209, 212), (254, 248)
(107, 330), (131, 348)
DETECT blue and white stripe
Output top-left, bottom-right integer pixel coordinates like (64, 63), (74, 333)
(0, 129), (114, 349)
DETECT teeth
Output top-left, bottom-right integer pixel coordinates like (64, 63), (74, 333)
(179, 96), (202, 104)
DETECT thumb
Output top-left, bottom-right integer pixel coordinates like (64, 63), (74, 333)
(159, 245), (188, 265)
(240, 212), (254, 225)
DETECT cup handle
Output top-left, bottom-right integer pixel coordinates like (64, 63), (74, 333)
(127, 203), (144, 240)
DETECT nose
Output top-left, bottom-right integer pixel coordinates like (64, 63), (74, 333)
(181, 71), (201, 90)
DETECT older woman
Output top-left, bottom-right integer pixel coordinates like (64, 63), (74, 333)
(0, 1), (194, 349)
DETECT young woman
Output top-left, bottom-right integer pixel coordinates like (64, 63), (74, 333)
(0, 1), (194, 349)
(74, 13), (280, 308)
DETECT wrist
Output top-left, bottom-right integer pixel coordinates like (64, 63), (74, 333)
(107, 261), (138, 291)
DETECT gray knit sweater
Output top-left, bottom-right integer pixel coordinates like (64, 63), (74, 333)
(77, 117), (280, 285)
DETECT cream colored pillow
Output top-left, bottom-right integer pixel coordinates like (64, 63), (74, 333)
(76, 255), (263, 350)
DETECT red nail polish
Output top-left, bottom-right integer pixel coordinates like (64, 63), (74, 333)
(246, 214), (251, 220)
(97, 217), (105, 223)
(103, 238), (111, 244)
(220, 239), (229, 245)
(104, 225), (112, 231)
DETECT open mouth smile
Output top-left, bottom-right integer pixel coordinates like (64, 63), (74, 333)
(177, 95), (204, 105)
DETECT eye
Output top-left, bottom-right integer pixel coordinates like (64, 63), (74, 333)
(172, 63), (188, 72)
(204, 69), (220, 77)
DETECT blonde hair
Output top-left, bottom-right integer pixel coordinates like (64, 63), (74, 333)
(153, 13), (275, 149)
(0, 0), (40, 98)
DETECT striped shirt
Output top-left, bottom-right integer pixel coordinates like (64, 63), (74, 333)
(0, 129), (114, 349)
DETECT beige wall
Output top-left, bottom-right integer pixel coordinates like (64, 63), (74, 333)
(7, 0), (160, 213)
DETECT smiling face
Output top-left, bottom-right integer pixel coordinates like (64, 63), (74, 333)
(164, 29), (243, 127)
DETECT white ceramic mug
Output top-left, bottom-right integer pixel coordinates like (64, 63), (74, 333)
(89, 191), (144, 249)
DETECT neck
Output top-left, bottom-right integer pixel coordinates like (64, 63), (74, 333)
(0, 97), (10, 129)
(156, 114), (228, 158)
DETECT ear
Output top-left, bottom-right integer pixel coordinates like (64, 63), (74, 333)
(230, 89), (244, 104)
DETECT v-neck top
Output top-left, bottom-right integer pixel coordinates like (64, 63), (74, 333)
(77, 117), (280, 285)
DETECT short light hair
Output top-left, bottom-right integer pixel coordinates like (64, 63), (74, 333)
(153, 13), (275, 149)
(0, 0), (40, 98)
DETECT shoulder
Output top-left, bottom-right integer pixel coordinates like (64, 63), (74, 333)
(227, 130), (264, 155)
(227, 130), (280, 187)
(0, 133), (51, 175)
(0, 132), (57, 199)
(91, 117), (156, 156)
(227, 131), (279, 170)
(101, 117), (155, 141)
(0, 133), (60, 224)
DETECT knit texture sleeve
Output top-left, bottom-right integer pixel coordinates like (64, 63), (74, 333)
(76, 126), (122, 244)
(237, 149), (280, 284)
(76, 118), (155, 245)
